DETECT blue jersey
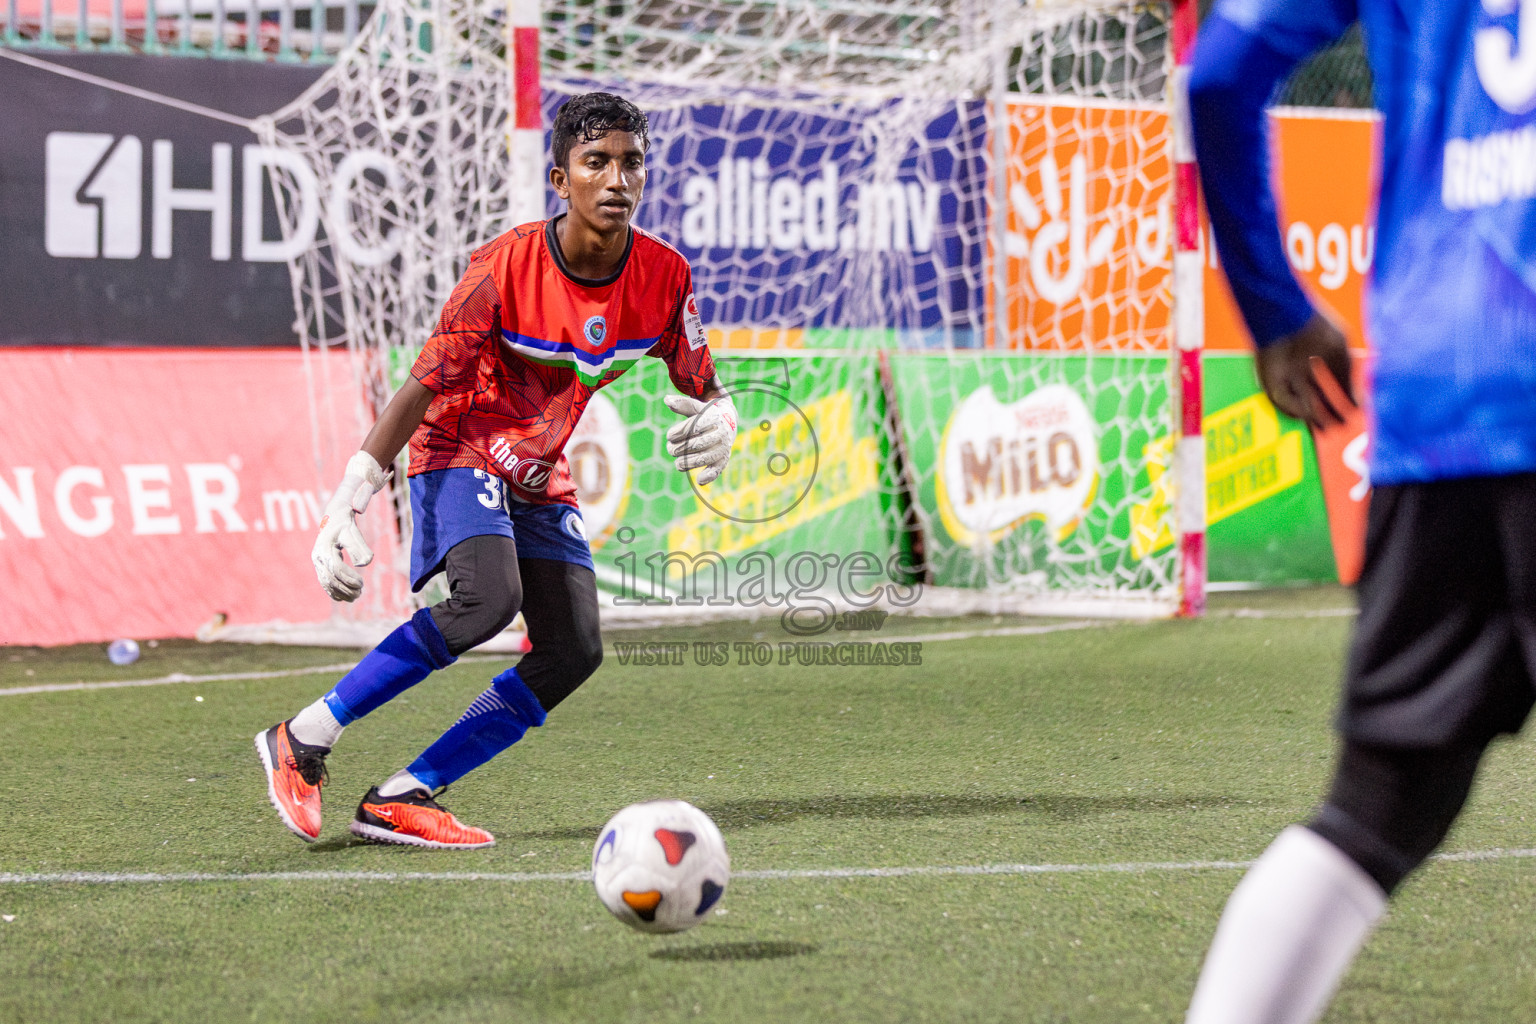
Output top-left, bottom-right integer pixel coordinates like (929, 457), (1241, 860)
(1190, 0), (1536, 485)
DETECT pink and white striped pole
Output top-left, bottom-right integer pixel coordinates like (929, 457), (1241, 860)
(509, 0), (544, 225)
(1170, 0), (1206, 617)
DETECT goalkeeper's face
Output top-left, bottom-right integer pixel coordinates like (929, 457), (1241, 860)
(555, 131), (647, 236)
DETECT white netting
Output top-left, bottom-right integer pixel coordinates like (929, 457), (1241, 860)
(254, 1), (518, 631)
(252, 0), (1182, 639)
(544, 0), (1166, 101)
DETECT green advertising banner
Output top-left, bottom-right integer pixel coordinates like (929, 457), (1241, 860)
(390, 345), (1338, 599)
(579, 355), (904, 604)
(884, 352), (1177, 596)
(884, 351), (1338, 594)
(1200, 354), (1335, 584)
(1124, 354), (1337, 584)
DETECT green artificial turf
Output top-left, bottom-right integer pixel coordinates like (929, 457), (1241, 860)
(2, 588), (1534, 1022)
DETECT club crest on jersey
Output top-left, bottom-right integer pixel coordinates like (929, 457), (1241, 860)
(584, 315), (607, 345)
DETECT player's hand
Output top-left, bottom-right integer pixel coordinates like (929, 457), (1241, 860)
(665, 393), (738, 487)
(311, 451), (388, 602)
(1255, 314), (1357, 429)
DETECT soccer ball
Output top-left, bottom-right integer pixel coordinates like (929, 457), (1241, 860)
(592, 799), (729, 934)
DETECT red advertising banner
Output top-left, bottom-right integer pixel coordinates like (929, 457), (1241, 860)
(0, 348), (404, 646)
(1308, 358), (1372, 586)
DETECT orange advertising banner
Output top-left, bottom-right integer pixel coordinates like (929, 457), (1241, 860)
(0, 349), (404, 646)
(1000, 99), (1378, 355)
(1203, 109), (1380, 353)
(999, 99), (1173, 352)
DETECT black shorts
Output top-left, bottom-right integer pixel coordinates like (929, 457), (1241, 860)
(1341, 472), (1536, 749)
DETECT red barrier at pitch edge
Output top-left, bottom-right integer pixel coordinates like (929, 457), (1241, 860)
(0, 348), (404, 646)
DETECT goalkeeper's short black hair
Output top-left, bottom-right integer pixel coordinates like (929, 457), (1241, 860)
(551, 92), (650, 169)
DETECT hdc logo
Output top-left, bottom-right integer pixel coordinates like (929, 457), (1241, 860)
(45, 134), (144, 259)
(44, 132), (402, 265)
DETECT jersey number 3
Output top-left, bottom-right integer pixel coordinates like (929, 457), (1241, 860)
(474, 469), (506, 512)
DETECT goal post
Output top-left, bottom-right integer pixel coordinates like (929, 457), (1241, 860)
(247, 0), (1205, 641)
(1170, 0), (1206, 618)
(508, 0), (543, 224)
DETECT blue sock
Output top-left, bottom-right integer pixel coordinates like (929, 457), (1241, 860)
(407, 667), (546, 790)
(323, 608), (455, 726)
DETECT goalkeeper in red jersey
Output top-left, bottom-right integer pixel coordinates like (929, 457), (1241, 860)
(255, 92), (737, 849)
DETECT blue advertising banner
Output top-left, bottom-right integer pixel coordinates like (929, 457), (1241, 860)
(546, 88), (989, 346)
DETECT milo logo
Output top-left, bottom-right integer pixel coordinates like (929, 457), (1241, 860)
(936, 384), (1099, 545)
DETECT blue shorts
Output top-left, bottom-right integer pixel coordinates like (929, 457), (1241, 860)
(408, 468), (593, 591)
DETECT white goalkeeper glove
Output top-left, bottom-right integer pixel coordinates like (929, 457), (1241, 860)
(311, 451), (388, 602)
(665, 393), (737, 487)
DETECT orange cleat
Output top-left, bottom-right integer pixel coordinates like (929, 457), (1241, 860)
(349, 787), (495, 849)
(255, 721), (330, 842)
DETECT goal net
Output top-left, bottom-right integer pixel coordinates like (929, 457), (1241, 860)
(250, 0), (1188, 639)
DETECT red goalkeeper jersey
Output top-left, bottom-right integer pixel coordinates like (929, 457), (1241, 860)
(408, 217), (716, 506)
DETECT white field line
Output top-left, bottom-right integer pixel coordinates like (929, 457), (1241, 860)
(4, 847), (1536, 886)
(0, 609), (1349, 699)
(0, 625), (1099, 698)
(872, 620), (1103, 645)
(1213, 607), (1356, 619)
(0, 870), (592, 884)
(0, 663), (362, 697)
(0, 655), (503, 698)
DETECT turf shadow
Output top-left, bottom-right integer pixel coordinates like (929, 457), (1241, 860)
(512, 792), (1255, 841)
(307, 835), (366, 852)
(1012, 793), (1258, 820)
(650, 941), (818, 963)
(339, 961), (642, 1019)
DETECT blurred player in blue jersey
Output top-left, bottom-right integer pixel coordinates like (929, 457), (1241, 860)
(1185, 2), (1536, 1021)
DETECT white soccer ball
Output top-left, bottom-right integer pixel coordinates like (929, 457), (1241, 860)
(592, 799), (729, 934)
(107, 639), (140, 666)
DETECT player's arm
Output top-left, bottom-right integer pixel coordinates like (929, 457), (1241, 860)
(1188, 0), (1358, 427)
(653, 280), (737, 486)
(665, 372), (737, 486)
(362, 378), (437, 469)
(309, 379), (436, 603)
(312, 260), (498, 601)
